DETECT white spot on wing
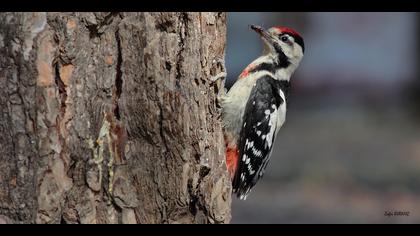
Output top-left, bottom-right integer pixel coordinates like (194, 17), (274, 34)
(265, 107), (278, 148)
(251, 147), (262, 157)
(246, 140), (254, 149)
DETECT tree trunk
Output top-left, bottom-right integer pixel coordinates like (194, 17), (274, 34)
(0, 12), (231, 224)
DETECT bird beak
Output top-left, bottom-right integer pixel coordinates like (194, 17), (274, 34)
(250, 25), (274, 44)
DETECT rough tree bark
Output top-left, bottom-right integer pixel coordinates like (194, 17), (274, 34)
(0, 12), (231, 224)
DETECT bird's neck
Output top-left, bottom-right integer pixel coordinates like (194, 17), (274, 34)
(274, 62), (298, 82)
(248, 54), (296, 81)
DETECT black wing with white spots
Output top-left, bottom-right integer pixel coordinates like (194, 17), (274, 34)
(232, 75), (287, 199)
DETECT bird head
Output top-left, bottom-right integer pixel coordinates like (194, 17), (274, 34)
(251, 25), (305, 67)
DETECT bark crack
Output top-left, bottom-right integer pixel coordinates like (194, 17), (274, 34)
(175, 13), (188, 89)
(187, 166), (211, 220)
(114, 28), (123, 121)
(86, 12), (120, 38)
(101, 12), (119, 28)
(54, 62), (67, 116)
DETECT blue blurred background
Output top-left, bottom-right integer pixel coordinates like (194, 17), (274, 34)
(227, 12), (420, 223)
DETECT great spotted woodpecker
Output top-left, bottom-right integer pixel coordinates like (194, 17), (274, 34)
(221, 25), (305, 199)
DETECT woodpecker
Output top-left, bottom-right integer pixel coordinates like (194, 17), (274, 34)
(221, 25), (305, 199)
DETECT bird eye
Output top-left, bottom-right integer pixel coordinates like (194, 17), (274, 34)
(280, 36), (289, 42)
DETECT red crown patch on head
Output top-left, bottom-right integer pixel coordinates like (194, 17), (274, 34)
(274, 26), (302, 38)
(274, 26), (305, 53)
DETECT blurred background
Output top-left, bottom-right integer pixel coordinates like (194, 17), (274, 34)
(227, 12), (420, 223)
